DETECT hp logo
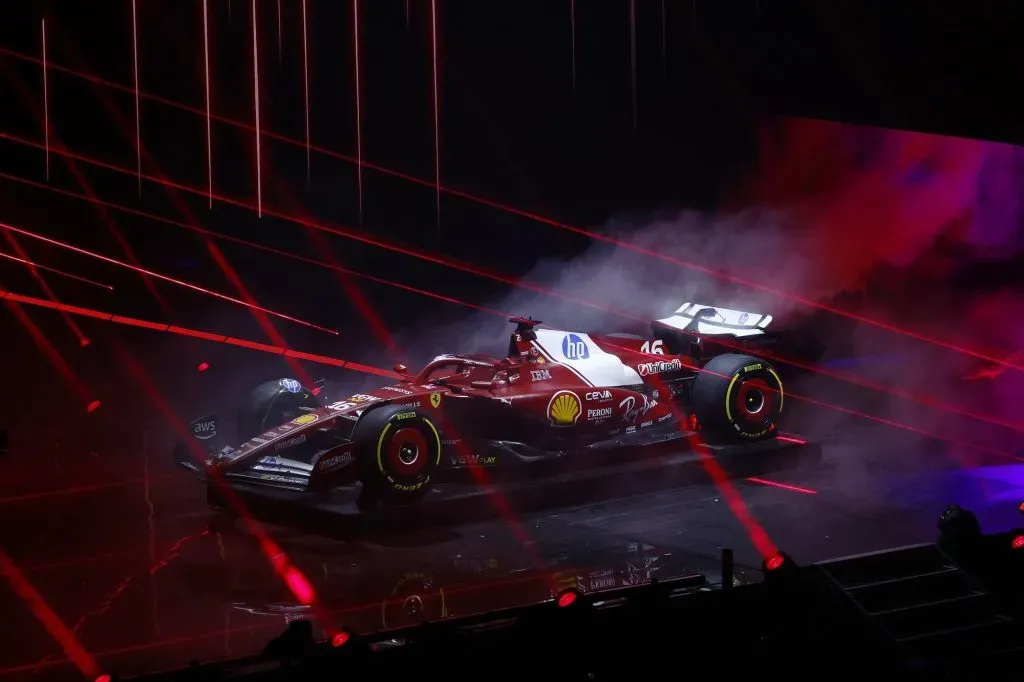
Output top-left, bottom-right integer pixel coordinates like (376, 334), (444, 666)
(561, 334), (589, 360)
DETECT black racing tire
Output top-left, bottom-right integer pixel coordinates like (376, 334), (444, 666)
(691, 354), (784, 444)
(353, 404), (443, 505)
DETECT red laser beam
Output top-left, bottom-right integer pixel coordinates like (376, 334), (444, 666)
(12, 264), (1011, 474)
(5, 49), (176, 321)
(0, 288), (396, 378)
(270, 168), (404, 363)
(203, 0), (213, 208)
(114, 345), (336, 637)
(570, 0), (577, 94)
(251, 0), (262, 217)
(629, 0), (637, 132)
(2, 298), (93, 406)
(9, 46), (1020, 372)
(643, 373), (779, 559)
(657, 321), (1024, 435)
(2, 229), (88, 344)
(0, 570), (584, 677)
(430, 0), (441, 232)
(607, 341), (1024, 463)
(0, 472), (184, 506)
(4, 124), (1015, 383)
(21, 142), (1010, 440)
(13, 536), (195, 574)
(0, 170), (515, 319)
(51, 34), (315, 389)
(29, 530), (207, 673)
(0, 251), (113, 289)
(0, 131), (613, 314)
(301, 0), (311, 186)
(746, 477), (818, 495)
(0, 219), (338, 335)
(353, 0), (363, 224)
(41, 19), (49, 181)
(794, 388), (1021, 462)
(3, 106), (1016, 389)
(0, 551), (102, 681)
(131, 0), (142, 195)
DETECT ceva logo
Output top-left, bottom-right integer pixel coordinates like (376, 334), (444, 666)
(561, 333), (589, 360)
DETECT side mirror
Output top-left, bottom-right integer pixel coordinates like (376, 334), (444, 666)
(394, 364), (412, 383)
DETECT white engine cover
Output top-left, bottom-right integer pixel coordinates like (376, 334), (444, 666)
(655, 302), (773, 338)
(532, 328), (644, 387)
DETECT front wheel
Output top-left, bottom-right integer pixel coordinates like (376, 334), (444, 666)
(690, 354), (784, 444)
(353, 404), (443, 506)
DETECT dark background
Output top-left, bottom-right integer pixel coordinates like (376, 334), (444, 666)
(3, 2), (1024, 678)
(1, 0), (1023, 463)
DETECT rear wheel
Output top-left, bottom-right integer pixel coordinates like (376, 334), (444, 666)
(691, 354), (784, 444)
(353, 404), (443, 506)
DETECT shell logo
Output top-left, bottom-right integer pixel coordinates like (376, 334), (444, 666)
(291, 413), (319, 426)
(547, 390), (581, 426)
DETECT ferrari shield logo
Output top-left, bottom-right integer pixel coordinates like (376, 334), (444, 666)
(430, 392), (442, 408)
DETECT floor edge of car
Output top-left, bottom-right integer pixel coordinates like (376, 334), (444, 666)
(208, 434), (821, 539)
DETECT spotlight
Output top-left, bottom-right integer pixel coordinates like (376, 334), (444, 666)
(764, 553), (786, 571)
(761, 551), (798, 583)
(331, 629), (352, 647)
(1017, 501), (1024, 516)
(80, 338), (91, 347)
(196, 362), (210, 372)
(1012, 534), (1024, 551)
(95, 675), (111, 682)
(556, 588), (580, 608)
(327, 626), (373, 657)
(86, 400), (101, 413)
(262, 619), (317, 661)
(938, 504), (982, 549)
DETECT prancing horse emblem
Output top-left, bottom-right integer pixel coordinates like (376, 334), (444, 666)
(430, 392), (442, 408)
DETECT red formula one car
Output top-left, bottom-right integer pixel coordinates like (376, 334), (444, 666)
(174, 303), (789, 507)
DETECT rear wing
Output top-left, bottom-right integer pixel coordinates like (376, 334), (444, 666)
(654, 302), (773, 338)
(652, 302), (827, 363)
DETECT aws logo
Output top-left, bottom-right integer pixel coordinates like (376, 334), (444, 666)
(561, 333), (589, 360)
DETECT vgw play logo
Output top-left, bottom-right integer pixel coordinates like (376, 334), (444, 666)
(561, 333), (589, 360)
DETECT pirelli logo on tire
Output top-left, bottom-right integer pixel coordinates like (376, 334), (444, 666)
(691, 354), (784, 444)
(369, 408), (443, 498)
